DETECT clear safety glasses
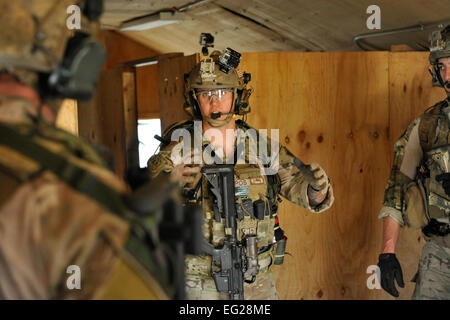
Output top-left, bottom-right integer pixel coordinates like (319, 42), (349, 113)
(195, 88), (234, 102)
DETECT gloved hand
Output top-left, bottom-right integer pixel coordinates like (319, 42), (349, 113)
(378, 253), (404, 297)
(171, 163), (202, 188)
(300, 162), (329, 192)
(435, 173), (450, 197)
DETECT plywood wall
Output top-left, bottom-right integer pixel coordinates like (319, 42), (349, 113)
(157, 53), (199, 133)
(136, 63), (160, 119)
(100, 31), (160, 70)
(236, 52), (446, 300)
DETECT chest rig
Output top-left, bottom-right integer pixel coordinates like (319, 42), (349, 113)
(418, 99), (450, 221)
(202, 164), (274, 247)
(198, 163), (283, 283)
(177, 121), (286, 283)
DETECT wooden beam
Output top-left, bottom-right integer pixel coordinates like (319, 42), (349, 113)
(390, 44), (414, 52)
(56, 99), (78, 135)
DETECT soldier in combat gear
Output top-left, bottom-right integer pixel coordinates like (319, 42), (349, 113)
(378, 25), (450, 299)
(0, 0), (196, 299)
(148, 38), (335, 299)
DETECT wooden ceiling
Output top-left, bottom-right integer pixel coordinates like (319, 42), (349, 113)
(101, 0), (450, 54)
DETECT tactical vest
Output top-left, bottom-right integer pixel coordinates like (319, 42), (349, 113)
(176, 119), (286, 282)
(418, 99), (450, 222)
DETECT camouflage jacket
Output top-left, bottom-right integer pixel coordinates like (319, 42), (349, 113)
(0, 94), (168, 299)
(148, 119), (334, 214)
(379, 98), (450, 226)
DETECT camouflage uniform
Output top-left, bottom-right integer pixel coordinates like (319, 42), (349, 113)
(0, 93), (174, 299)
(148, 119), (334, 300)
(0, 0), (172, 300)
(379, 98), (450, 299)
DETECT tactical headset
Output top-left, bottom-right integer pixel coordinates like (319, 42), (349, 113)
(39, 0), (106, 101)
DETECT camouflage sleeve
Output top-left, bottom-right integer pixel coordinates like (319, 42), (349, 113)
(148, 145), (175, 179)
(147, 120), (196, 179)
(379, 116), (423, 226)
(0, 172), (129, 299)
(147, 140), (187, 179)
(277, 145), (334, 213)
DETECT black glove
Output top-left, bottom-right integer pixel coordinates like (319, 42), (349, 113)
(436, 173), (450, 197)
(378, 253), (404, 298)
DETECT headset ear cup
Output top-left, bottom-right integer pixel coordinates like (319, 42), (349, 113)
(45, 32), (106, 100)
(430, 65), (444, 87)
(234, 88), (243, 114)
(184, 75), (202, 119)
(436, 65), (445, 87)
(193, 99), (201, 118)
(189, 90), (202, 118)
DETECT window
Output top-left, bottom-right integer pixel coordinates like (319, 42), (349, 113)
(137, 119), (162, 168)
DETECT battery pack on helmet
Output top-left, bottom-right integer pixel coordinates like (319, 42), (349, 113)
(218, 48), (241, 74)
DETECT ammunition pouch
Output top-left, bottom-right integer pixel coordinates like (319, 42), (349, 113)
(256, 247), (274, 274)
(185, 240), (277, 281)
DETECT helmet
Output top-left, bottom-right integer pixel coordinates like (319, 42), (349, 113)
(429, 25), (450, 88)
(0, 0), (106, 101)
(184, 49), (252, 123)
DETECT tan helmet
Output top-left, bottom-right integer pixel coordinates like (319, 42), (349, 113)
(429, 25), (450, 88)
(0, 0), (106, 101)
(0, 1), (73, 81)
(184, 49), (252, 123)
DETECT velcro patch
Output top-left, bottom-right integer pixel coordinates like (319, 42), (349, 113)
(235, 186), (249, 199)
(235, 179), (250, 187)
(250, 177), (264, 185)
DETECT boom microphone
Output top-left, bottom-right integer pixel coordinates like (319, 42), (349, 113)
(211, 112), (235, 119)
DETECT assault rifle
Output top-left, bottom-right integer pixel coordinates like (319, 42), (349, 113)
(201, 165), (245, 300)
